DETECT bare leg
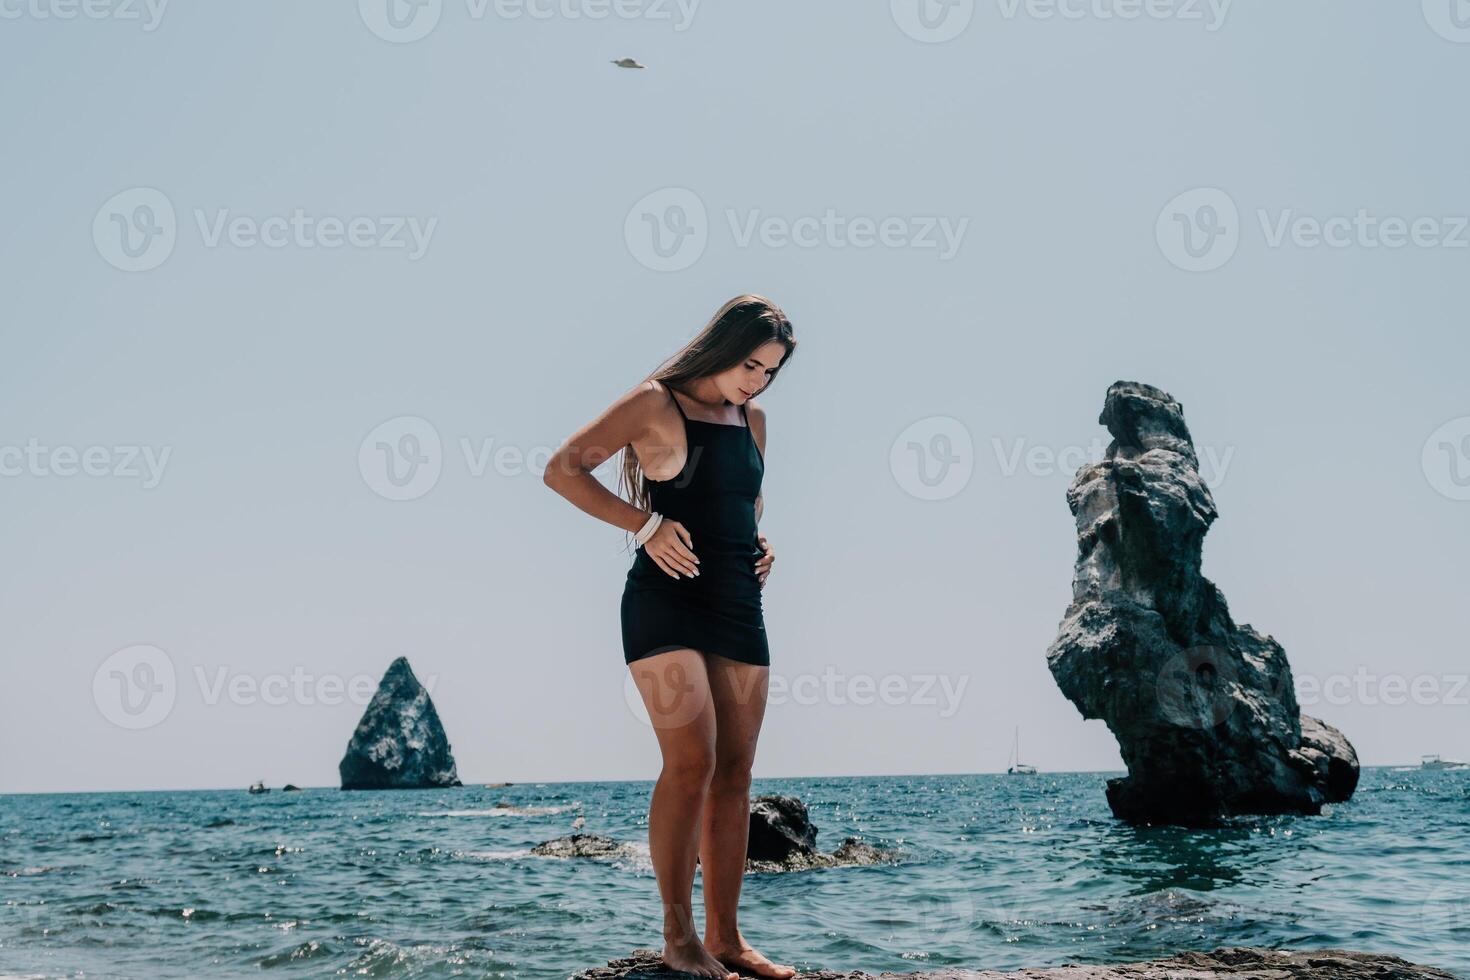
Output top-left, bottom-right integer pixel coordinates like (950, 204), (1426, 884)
(628, 649), (738, 980)
(699, 653), (796, 979)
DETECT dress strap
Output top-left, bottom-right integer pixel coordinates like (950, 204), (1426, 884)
(663, 382), (688, 420)
(739, 401), (749, 427)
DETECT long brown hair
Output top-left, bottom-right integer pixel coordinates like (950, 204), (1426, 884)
(617, 294), (795, 549)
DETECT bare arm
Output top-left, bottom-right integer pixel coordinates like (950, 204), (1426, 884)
(542, 382), (659, 535)
(748, 398), (766, 525)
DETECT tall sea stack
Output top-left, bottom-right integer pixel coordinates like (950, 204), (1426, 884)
(1046, 381), (1358, 826)
(339, 657), (462, 790)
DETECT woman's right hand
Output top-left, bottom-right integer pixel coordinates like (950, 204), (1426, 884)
(643, 518), (700, 579)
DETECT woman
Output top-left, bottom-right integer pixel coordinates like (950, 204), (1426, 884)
(544, 295), (797, 979)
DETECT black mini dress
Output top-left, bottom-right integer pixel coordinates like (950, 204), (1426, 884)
(621, 381), (769, 667)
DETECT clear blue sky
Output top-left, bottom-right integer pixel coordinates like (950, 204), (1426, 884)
(2, 1), (1468, 793)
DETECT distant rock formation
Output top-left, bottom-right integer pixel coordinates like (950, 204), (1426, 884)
(1046, 382), (1359, 826)
(572, 946), (1457, 979)
(282, 784), (302, 792)
(339, 657), (462, 790)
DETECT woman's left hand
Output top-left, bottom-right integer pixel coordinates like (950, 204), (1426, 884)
(754, 533), (775, 589)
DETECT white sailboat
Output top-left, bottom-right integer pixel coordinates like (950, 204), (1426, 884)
(1006, 726), (1038, 775)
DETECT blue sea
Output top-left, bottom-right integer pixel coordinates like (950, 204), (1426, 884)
(3, 767), (1467, 980)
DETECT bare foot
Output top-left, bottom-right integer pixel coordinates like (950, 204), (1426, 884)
(662, 936), (740, 979)
(704, 934), (797, 979)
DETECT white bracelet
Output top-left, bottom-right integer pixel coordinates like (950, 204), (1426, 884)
(634, 511), (662, 546)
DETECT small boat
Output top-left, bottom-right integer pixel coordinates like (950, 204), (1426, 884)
(248, 781), (269, 794)
(1006, 726), (1038, 775)
(1420, 754), (1469, 770)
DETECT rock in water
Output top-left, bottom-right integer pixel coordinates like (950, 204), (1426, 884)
(339, 657), (462, 790)
(531, 833), (636, 860)
(1046, 382), (1359, 826)
(747, 794), (818, 862)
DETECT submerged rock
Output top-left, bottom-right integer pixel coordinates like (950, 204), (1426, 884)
(572, 946), (1457, 979)
(339, 657), (461, 790)
(535, 795), (897, 872)
(531, 833), (636, 860)
(744, 834), (896, 873)
(740, 794), (897, 871)
(1046, 382), (1359, 826)
(747, 794), (818, 862)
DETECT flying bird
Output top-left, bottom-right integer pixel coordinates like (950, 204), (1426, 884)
(610, 58), (646, 69)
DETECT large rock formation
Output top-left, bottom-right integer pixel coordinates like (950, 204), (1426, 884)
(339, 657), (462, 790)
(573, 947), (1457, 979)
(1046, 382), (1359, 826)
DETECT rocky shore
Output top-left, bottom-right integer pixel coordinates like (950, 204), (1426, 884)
(572, 946), (1460, 979)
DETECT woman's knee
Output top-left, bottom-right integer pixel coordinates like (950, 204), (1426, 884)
(660, 747), (717, 790)
(709, 752), (755, 793)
